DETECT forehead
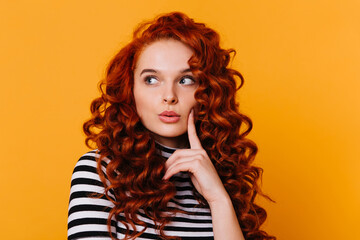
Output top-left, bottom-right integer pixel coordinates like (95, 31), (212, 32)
(134, 39), (194, 71)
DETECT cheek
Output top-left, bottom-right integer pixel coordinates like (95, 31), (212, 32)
(134, 92), (154, 119)
(188, 97), (200, 115)
(135, 99), (145, 118)
(188, 95), (199, 109)
(133, 92), (144, 118)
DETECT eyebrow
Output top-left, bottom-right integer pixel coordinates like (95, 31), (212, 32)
(140, 68), (192, 76)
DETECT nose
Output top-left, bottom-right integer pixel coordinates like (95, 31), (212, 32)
(162, 85), (178, 104)
(163, 96), (177, 104)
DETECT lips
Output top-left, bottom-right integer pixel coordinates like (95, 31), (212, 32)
(159, 111), (181, 123)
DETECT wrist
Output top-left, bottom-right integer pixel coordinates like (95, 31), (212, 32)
(208, 191), (232, 209)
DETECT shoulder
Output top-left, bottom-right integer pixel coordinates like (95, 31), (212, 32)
(73, 150), (110, 168)
(68, 150), (116, 239)
(69, 150), (114, 199)
(71, 150), (111, 179)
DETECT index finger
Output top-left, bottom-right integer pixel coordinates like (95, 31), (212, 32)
(187, 109), (202, 149)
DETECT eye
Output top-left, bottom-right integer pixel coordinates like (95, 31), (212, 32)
(144, 76), (159, 85)
(179, 75), (195, 85)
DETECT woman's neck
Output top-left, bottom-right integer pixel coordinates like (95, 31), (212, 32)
(152, 132), (190, 149)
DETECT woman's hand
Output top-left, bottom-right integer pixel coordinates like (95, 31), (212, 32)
(162, 109), (229, 205)
(163, 109), (245, 240)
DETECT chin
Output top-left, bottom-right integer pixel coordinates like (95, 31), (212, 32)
(150, 129), (187, 138)
(158, 131), (186, 138)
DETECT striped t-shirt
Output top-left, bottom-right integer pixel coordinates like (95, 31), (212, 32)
(67, 144), (214, 239)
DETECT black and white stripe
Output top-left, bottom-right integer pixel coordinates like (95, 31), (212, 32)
(68, 145), (214, 239)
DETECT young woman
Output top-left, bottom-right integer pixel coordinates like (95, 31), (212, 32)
(68, 12), (275, 240)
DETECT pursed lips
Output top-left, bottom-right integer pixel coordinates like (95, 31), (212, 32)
(159, 111), (180, 117)
(158, 111), (181, 123)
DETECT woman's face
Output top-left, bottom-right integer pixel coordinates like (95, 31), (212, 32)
(133, 39), (198, 148)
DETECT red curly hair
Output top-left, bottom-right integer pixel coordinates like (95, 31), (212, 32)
(83, 12), (275, 240)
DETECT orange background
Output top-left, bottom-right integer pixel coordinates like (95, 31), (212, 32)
(1, 0), (359, 239)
